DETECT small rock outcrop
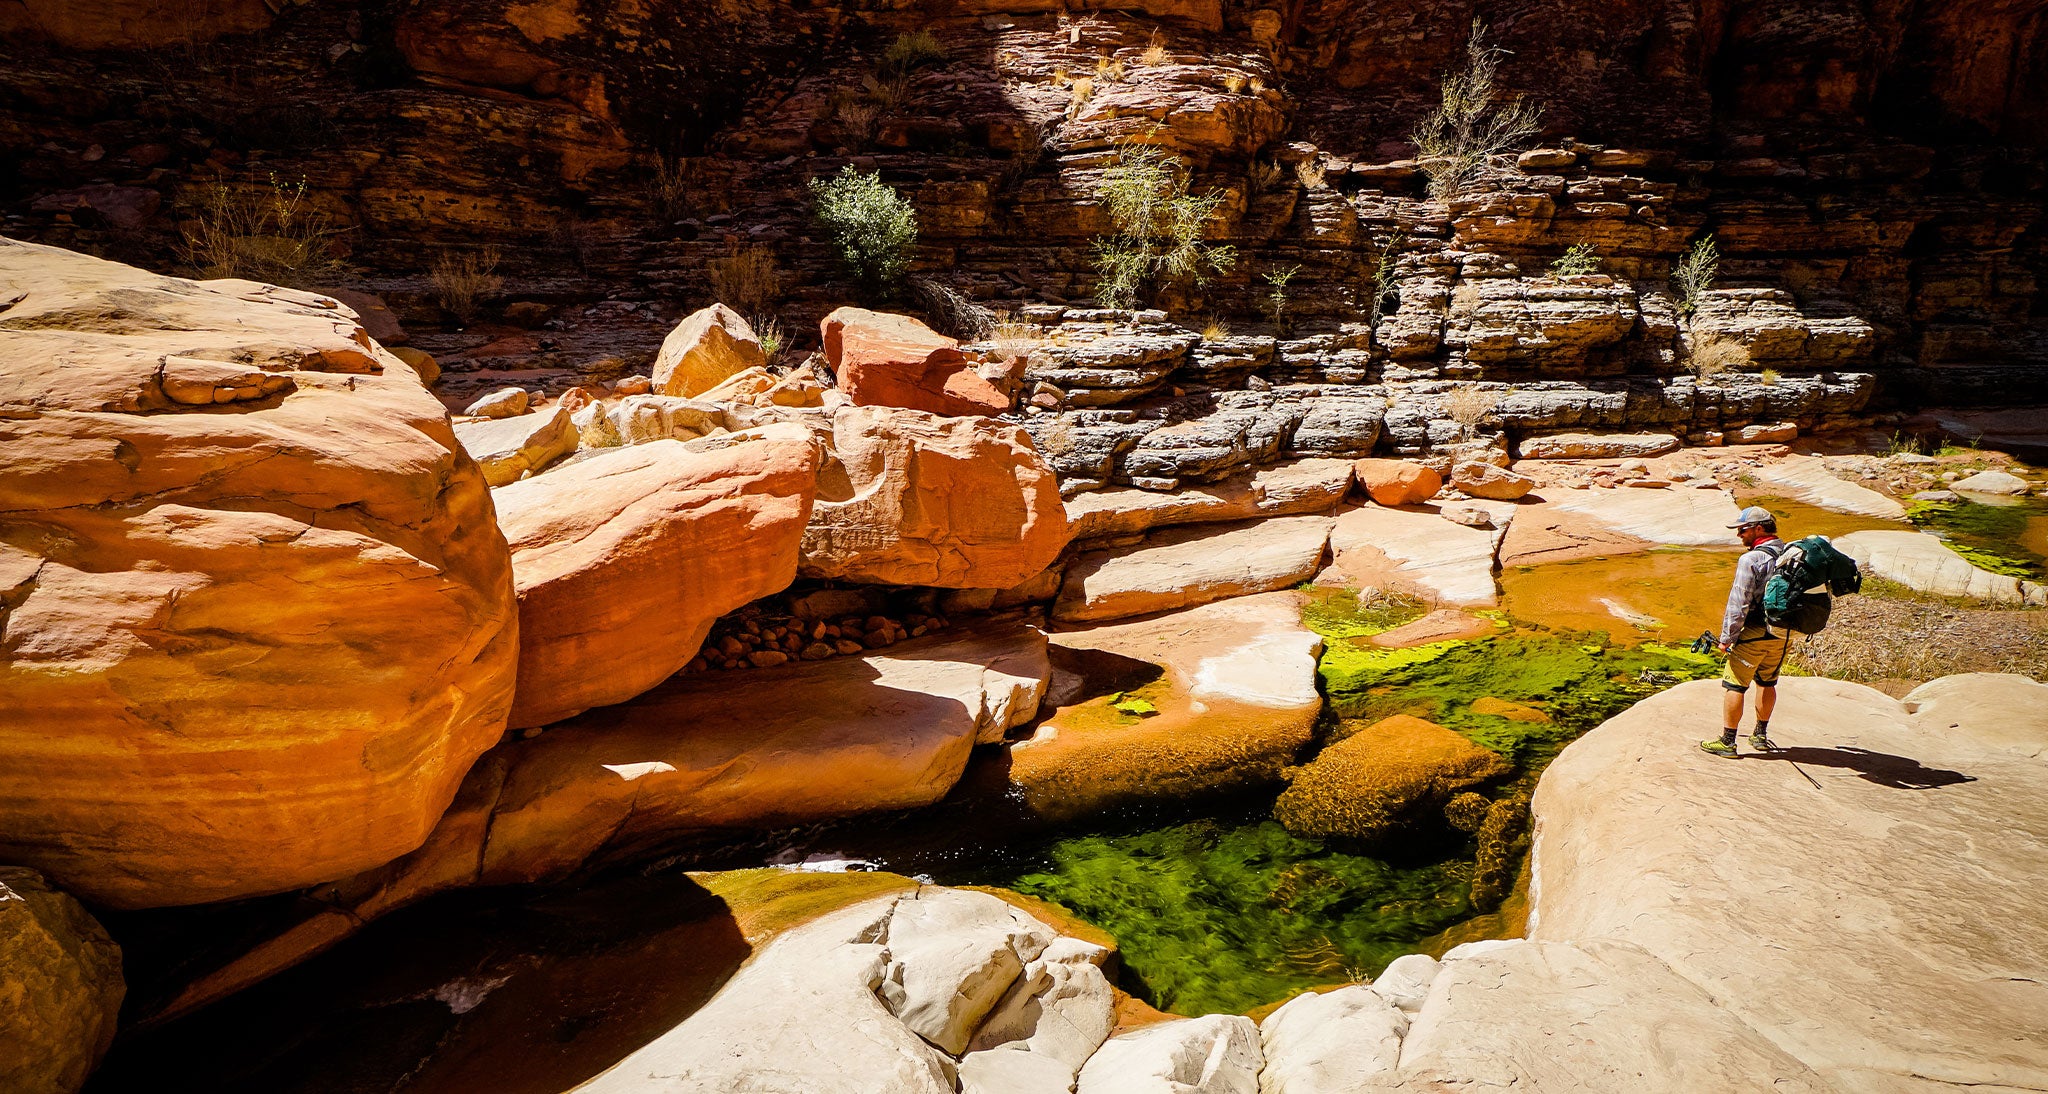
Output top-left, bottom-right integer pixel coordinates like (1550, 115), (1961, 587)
(1835, 530), (2048, 606)
(1352, 459), (1442, 506)
(0, 868), (124, 1094)
(652, 303), (766, 398)
(0, 240), (518, 909)
(824, 307), (1010, 418)
(1054, 515), (1334, 622)
(452, 403), (578, 485)
(801, 404), (1070, 588)
(494, 425), (821, 728)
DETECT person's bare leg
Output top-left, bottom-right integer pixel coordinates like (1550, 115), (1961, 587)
(1754, 685), (1776, 729)
(1723, 687), (1744, 734)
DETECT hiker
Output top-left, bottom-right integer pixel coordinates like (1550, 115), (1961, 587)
(1702, 505), (1788, 757)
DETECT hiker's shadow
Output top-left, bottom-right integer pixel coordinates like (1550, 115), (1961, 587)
(1756, 746), (1977, 790)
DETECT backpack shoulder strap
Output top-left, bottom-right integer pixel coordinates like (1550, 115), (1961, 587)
(1750, 541), (1786, 562)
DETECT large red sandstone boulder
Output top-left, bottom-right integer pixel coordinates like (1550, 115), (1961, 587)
(823, 307), (1010, 418)
(652, 303), (766, 398)
(1352, 458), (1443, 506)
(495, 425), (821, 728)
(0, 240), (518, 909)
(800, 404), (1070, 588)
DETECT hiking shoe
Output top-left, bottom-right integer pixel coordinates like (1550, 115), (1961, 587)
(1698, 737), (1739, 758)
(1750, 733), (1776, 753)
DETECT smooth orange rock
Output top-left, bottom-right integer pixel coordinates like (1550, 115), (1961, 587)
(823, 307), (1010, 418)
(652, 304), (766, 397)
(800, 404), (1070, 588)
(0, 239), (518, 910)
(1352, 458), (1443, 506)
(496, 426), (821, 728)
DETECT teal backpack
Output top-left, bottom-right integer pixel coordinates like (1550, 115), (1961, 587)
(1759, 536), (1862, 635)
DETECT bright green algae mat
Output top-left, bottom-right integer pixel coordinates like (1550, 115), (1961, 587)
(930, 588), (1722, 1018)
(970, 811), (1476, 1016)
(1907, 495), (2048, 579)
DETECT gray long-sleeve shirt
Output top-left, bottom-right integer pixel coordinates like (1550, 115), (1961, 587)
(1720, 538), (1783, 646)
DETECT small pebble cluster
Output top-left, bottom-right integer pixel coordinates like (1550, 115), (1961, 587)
(687, 610), (953, 672)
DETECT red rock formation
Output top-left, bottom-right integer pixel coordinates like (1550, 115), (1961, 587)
(496, 425), (821, 729)
(823, 307), (1011, 418)
(0, 240), (519, 910)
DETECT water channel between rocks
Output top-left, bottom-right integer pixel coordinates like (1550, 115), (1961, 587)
(89, 488), (2048, 1090)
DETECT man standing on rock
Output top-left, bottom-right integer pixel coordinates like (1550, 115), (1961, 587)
(1702, 506), (1787, 757)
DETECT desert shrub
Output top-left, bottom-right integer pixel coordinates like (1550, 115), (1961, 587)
(1686, 336), (1748, 382)
(1066, 75), (1096, 117)
(1367, 241), (1402, 326)
(707, 245), (785, 316)
(1412, 20), (1543, 199)
(1095, 54), (1126, 82)
(984, 316), (1060, 366)
(910, 277), (997, 339)
(1550, 242), (1599, 277)
(1264, 264), (1300, 334)
(1091, 138), (1237, 310)
(1248, 159), (1286, 193)
(880, 30), (945, 73)
(809, 166), (918, 301)
(1444, 384), (1500, 440)
(1293, 159), (1327, 190)
(428, 247), (503, 325)
(179, 173), (349, 287)
(1672, 234), (1718, 317)
(1138, 32), (1170, 67)
(1759, 367), (1780, 385)
(1222, 72), (1248, 94)
(754, 316), (785, 362)
(650, 157), (691, 222)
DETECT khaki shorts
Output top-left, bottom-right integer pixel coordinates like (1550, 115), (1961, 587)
(1723, 625), (1791, 691)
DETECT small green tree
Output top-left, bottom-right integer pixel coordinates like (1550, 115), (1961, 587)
(1092, 139), (1236, 310)
(1673, 234), (1718, 317)
(1550, 242), (1600, 277)
(1412, 20), (1543, 199)
(1263, 264), (1300, 334)
(808, 166), (918, 301)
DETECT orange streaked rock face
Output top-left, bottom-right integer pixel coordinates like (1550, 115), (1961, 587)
(823, 307), (1011, 419)
(0, 239), (518, 910)
(496, 425), (821, 729)
(800, 404), (1071, 588)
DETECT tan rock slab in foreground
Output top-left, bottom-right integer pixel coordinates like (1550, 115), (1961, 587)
(1531, 676), (2048, 1090)
(1835, 529), (2048, 606)
(1054, 515), (1334, 622)
(453, 403), (577, 485)
(0, 867), (124, 1094)
(1063, 458), (1353, 540)
(0, 239), (518, 909)
(1902, 673), (2048, 759)
(494, 426), (821, 729)
(1516, 431), (1679, 460)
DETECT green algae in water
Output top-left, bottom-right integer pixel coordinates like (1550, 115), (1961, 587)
(984, 812), (1474, 1016)
(1907, 496), (2048, 579)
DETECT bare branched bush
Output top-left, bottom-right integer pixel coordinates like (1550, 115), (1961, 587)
(834, 99), (881, 148)
(911, 277), (998, 339)
(1444, 384), (1501, 440)
(1686, 336), (1749, 383)
(429, 247), (503, 325)
(1248, 159), (1286, 193)
(650, 158), (692, 222)
(708, 245), (786, 316)
(998, 117), (1061, 193)
(1412, 21), (1543, 199)
(984, 316), (1060, 366)
(1293, 159), (1327, 190)
(179, 173), (349, 287)
(1672, 233), (1718, 317)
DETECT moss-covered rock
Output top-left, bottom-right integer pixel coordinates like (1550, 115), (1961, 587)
(1, 867), (123, 1094)
(1274, 715), (1512, 843)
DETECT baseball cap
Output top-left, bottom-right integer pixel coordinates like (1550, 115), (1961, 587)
(1727, 505), (1775, 528)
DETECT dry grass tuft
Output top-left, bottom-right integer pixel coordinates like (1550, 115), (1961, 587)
(428, 247), (503, 325)
(179, 173), (349, 287)
(708, 245), (786, 316)
(1443, 385), (1501, 439)
(1686, 336), (1749, 382)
